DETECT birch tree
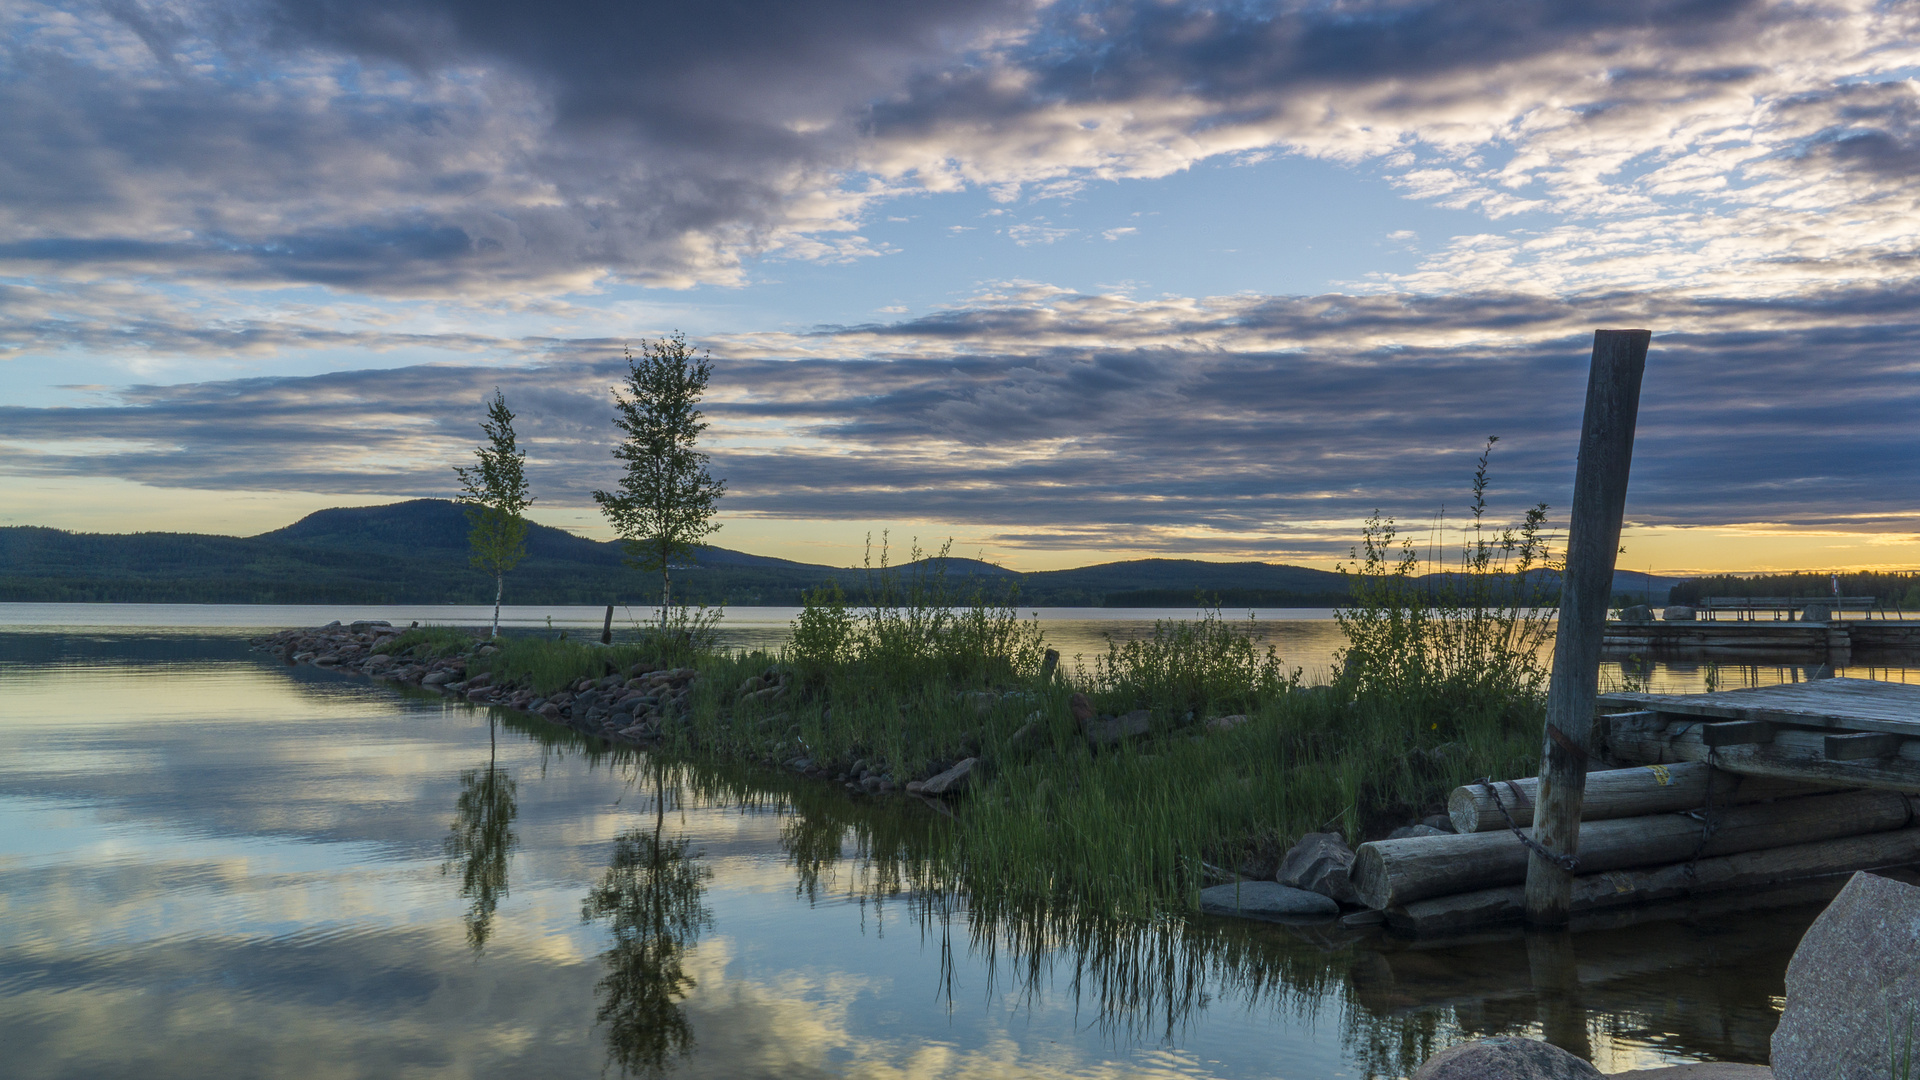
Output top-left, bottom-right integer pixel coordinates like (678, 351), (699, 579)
(593, 333), (726, 624)
(453, 389), (533, 638)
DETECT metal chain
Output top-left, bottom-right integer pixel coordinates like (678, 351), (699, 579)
(1684, 748), (1722, 880)
(1475, 777), (1581, 872)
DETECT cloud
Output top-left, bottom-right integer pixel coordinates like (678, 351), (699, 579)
(3, 0), (1919, 297)
(4, 281), (1915, 558)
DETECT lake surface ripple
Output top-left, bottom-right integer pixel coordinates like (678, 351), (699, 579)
(0, 629), (1844, 1078)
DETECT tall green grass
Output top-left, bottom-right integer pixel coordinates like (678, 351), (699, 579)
(404, 448), (1554, 926)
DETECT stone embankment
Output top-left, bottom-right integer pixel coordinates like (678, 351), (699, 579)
(253, 622), (968, 799)
(254, 621), (705, 747)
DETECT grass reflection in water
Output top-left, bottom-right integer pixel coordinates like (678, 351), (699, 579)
(496, 709), (1790, 1077)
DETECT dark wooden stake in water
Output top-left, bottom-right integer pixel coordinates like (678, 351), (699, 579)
(601, 604), (615, 645)
(1524, 328), (1650, 926)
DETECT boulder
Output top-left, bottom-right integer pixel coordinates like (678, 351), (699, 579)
(1276, 832), (1360, 906)
(918, 757), (978, 797)
(1388, 824), (1449, 839)
(1198, 881), (1338, 921)
(1411, 1038), (1603, 1080)
(1772, 870), (1920, 1080)
(1085, 709), (1153, 747)
(1421, 814), (1457, 833)
(1663, 604), (1697, 621)
(1069, 693), (1095, 725)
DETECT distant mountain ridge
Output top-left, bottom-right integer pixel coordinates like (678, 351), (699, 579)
(0, 498), (1680, 606)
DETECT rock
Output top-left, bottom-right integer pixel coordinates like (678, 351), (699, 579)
(1388, 824), (1449, 840)
(1772, 870), (1920, 1080)
(1206, 714), (1250, 732)
(1198, 881), (1339, 921)
(465, 672), (493, 689)
(1605, 1060), (1766, 1068)
(1663, 604), (1697, 621)
(313, 654), (341, 666)
(1085, 709), (1153, 747)
(348, 620), (390, 632)
(1008, 719), (1041, 750)
(1411, 1037), (1603, 1080)
(1421, 814), (1457, 833)
(1618, 604), (1653, 623)
(1276, 832), (1360, 906)
(421, 670), (454, 687)
(1069, 693), (1095, 725)
(861, 775), (883, 793)
(964, 691), (998, 715)
(905, 780), (925, 794)
(919, 757), (978, 797)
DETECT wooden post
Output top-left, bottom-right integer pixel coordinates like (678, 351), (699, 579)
(601, 604), (615, 645)
(1524, 329), (1650, 926)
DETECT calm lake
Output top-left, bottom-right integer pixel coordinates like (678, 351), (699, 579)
(3, 606), (1914, 1078)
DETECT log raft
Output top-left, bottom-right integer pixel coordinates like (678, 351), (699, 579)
(1355, 789), (1915, 910)
(1355, 677), (1920, 935)
(1447, 761), (1827, 833)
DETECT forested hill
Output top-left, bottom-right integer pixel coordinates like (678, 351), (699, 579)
(0, 498), (1676, 606)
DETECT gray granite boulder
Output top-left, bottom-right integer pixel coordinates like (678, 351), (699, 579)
(1198, 881), (1338, 921)
(1772, 870), (1920, 1080)
(1084, 709), (1153, 747)
(1275, 832), (1359, 906)
(917, 757), (977, 797)
(1411, 1037), (1602, 1080)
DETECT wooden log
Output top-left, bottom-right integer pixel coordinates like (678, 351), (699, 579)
(1526, 328), (1651, 926)
(600, 603), (615, 645)
(1605, 713), (1920, 792)
(1389, 824), (1920, 936)
(1448, 762), (1830, 833)
(1353, 789), (1914, 909)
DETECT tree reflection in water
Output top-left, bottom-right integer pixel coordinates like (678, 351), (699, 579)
(582, 768), (713, 1079)
(443, 717), (518, 951)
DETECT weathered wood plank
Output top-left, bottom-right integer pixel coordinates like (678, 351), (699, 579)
(1353, 789), (1914, 910)
(1597, 678), (1920, 736)
(1606, 713), (1920, 791)
(1826, 732), (1906, 761)
(1447, 761), (1828, 833)
(1702, 720), (1774, 747)
(1388, 827), (1920, 935)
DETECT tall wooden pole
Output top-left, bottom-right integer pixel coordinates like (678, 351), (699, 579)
(1524, 329), (1650, 926)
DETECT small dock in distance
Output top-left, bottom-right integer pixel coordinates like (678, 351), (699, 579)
(1602, 616), (1920, 663)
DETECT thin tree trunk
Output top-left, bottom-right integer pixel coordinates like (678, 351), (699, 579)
(492, 573), (504, 638)
(660, 550), (672, 631)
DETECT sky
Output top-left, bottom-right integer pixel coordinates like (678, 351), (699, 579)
(2, 0), (1918, 573)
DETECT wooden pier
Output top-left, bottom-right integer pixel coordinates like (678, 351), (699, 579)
(1350, 678), (1920, 936)
(1601, 618), (1920, 663)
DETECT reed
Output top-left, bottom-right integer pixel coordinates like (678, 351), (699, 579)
(408, 448), (1554, 927)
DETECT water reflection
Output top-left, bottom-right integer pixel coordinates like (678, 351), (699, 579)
(443, 719), (518, 951)
(582, 768), (713, 1079)
(0, 631), (1838, 1078)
